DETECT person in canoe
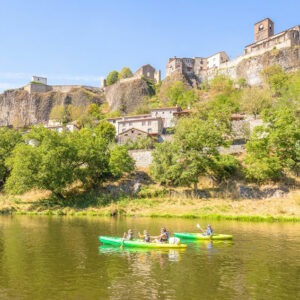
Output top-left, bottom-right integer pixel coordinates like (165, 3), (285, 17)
(123, 229), (134, 240)
(205, 224), (213, 236)
(138, 230), (151, 242)
(152, 227), (170, 243)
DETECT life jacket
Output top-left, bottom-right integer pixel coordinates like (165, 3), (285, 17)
(144, 235), (150, 242)
(160, 231), (169, 242)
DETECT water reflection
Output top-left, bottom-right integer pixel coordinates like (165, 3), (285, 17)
(99, 245), (185, 262)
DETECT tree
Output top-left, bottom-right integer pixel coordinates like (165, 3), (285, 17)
(118, 67), (133, 80)
(239, 87), (272, 118)
(5, 127), (78, 198)
(5, 124), (135, 197)
(260, 65), (288, 96)
(158, 81), (197, 108)
(49, 105), (70, 124)
(0, 128), (22, 188)
(210, 75), (234, 96)
(244, 104), (300, 181)
(109, 145), (135, 178)
(151, 116), (228, 193)
(106, 70), (119, 86)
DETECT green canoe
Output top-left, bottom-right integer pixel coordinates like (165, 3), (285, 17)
(99, 236), (187, 249)
(174, 232), (233, 240)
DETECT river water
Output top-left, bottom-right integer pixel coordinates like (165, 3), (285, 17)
(0, 215), (299, 299)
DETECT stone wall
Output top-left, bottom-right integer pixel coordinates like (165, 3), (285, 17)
(129, 149), (153, 167)
(24, 83), (52, 93)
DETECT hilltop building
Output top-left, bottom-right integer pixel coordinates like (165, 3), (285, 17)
(166, 18), (300, 85)
(101, 64), (161, 88)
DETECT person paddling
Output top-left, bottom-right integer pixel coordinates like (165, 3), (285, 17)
(152, 227), (169, 243)
(138, 230), (151, 242)
(123, 229), (134, 240)
(206, 224), (213, 236)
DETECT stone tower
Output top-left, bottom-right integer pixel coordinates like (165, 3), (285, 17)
(254, 18), (274, 42)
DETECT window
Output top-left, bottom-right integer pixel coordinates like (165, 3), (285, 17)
(148, 121), (151, 125)
(142, 121), (145, 126)
(122, 123), (125, 127)
(148, 128), (152, 133)
(129, 122), (132, 126)
(147, 72), (150, 77)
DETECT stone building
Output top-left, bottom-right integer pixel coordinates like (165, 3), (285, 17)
(244, 19), (300, 55)
(166, 18), (300, 85)
(107, 107), (181, 143)
(150, 107), (182, 129)
(134, 64), (161, 83)
(118, 128), (152, 144)
(31, 76), (47, 85)
(118, 117), (163, 135)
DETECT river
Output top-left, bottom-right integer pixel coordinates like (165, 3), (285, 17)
(0, 215), (299, 299)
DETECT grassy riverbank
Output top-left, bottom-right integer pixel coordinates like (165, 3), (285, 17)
(1, 190), (300, 222)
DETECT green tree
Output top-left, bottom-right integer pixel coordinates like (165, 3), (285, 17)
(5, 127), (78, 198)
(5, 123), (134, 197)
(260, 65), (288, 96)
(151, 116), (228, 193)
(49, 105), (70, 124)
(118, 67), (133, 80)
(210, 75), (234, 96)
(109, 145), (135, 178)
(0, 128), (22, 188)
(106, 70), (119, 86)
(239, 87), (272, 118)
(159, 81), (197, 108)
(244, 104), (300, 181)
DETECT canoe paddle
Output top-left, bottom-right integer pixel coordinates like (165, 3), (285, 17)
(196, 224), (205, 233)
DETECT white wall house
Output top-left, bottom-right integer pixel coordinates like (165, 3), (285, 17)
(31, 76), (47, 85)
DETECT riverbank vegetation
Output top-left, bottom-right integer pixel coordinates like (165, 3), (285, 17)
(0, 66), (299, 220)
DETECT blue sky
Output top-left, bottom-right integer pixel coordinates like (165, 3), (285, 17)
(0, 0), (299, 92)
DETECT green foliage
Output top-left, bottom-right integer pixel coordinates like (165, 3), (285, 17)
(210, 75), (234, 95)
(5, 124), (134, 197)
(5, 127), (78, 197)
(285, 70), (300, 103)
(109, 145), (135, 178)
(244, 104), (300, 181)
(239, 87), (273, 117)
(151, 116), (231, 191)
(159, 81), (197, 108)
(125, 136), (155, 150)
(260, 65), (289, 96)
(0, 128), (22, 188)
(118, 67), (133, 80)
(212, 155), (240, 182)
(49, 105), (70, 123)
(106, 70), (119, 86)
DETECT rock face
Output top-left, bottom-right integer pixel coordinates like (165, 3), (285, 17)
(213, 46), (300, 85)
(0, 87), (104, 127)
(104, 78), (153, 113)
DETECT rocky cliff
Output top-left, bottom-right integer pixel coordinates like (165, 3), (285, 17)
(213, 46), (300, 85)
(104, 78), (153, 113)
(0, 86), (104, 127)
